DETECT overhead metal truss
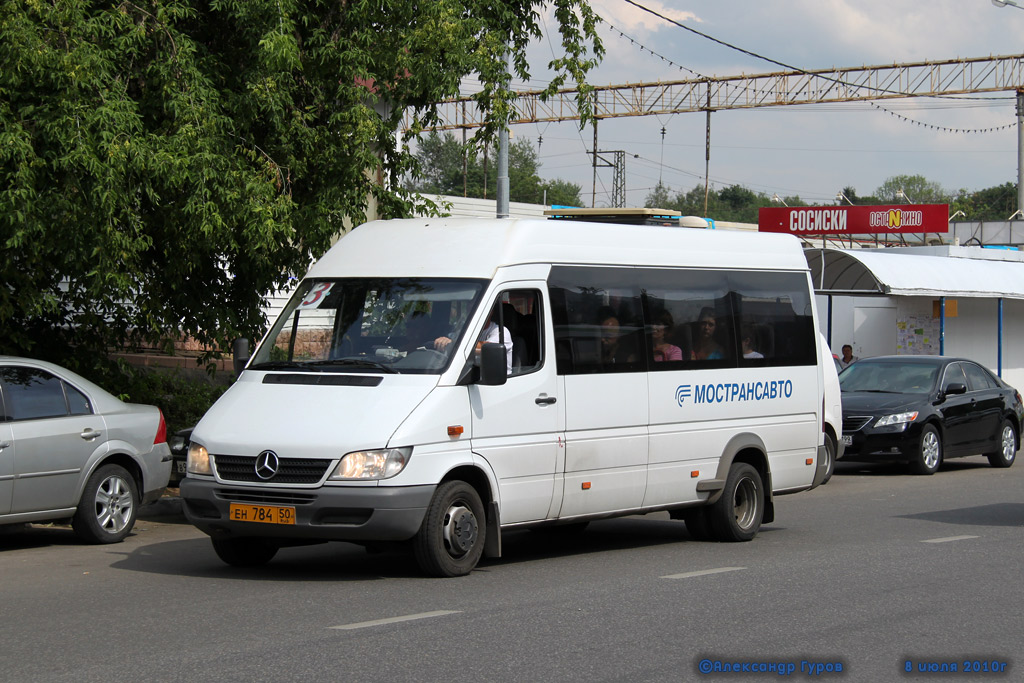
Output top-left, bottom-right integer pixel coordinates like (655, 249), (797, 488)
(416, 54), (1024, 130)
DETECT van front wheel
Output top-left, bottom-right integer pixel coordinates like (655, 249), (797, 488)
(708, 463), (764, 542)
(414, 481), (486, 577)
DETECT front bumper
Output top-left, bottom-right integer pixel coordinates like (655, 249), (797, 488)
(840, 424), (923, 463)
(179, 478), (436, 542)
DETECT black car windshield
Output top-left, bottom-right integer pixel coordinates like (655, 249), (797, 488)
(839, 360), (939, 394)
(250, 277), (487, 374)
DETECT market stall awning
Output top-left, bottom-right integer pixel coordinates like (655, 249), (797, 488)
(805, 248), (1024, 299)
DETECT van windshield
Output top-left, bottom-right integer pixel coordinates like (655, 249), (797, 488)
(250, 278), (487, 374)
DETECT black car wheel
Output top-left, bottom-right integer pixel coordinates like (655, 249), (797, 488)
(911, 424), (942, 475)
(985, 419), (1017, 468)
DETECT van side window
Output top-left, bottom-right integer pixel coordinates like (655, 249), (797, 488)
(497, 289), (545, 377)
(637, 268), (733, 369)
(548, 266), (644, 375)
(726, 271), (816, 368)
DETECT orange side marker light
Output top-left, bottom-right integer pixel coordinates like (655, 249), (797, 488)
(448, 425), (464, 437)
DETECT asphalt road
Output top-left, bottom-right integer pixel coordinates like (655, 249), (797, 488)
(1, 455), (1020, 682)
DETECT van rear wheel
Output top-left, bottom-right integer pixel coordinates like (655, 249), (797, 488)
(414, 481), (485, 577)
(707, 463), (764, 542)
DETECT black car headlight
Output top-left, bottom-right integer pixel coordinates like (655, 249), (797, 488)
(874, 411), (918, 431)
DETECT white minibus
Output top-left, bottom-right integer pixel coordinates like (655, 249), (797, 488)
(181, 217), (831, 576)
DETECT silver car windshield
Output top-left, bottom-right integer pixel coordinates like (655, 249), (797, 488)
(250, 278), (487, 374)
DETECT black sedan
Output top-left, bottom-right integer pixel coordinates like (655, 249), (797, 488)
(839, 355), (1023, 475)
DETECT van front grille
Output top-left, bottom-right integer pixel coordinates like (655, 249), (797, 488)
(213, 455), (332, 484)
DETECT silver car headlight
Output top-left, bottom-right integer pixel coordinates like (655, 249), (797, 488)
(330, 447), (411, 480)
(187, 441), (213, 475)
(874, 411), (919, 429)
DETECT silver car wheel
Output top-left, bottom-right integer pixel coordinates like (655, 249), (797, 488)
(921, 430), (940, 470)
(1001, 424), (1016, 464)
(94, 473), (134, 534)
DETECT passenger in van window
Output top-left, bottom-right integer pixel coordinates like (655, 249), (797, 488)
(651, 310), (683, 362)
(741, 324), (764, 359)
(599, 309), (637, 365)
(691, 307), (724, 360)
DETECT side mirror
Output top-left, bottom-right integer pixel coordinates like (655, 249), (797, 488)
(477, 342), (507, 386)
(232, 338), (250, 377)
(944, 382), (967, 396)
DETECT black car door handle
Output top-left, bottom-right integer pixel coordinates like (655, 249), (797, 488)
(535, 395), (557, 405)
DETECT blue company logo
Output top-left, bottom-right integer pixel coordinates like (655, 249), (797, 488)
(676, 380), (794, 406)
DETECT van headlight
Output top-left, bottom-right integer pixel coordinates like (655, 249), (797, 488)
(874, 411), (918, 430)
(187, 441), (213, 475)
(330, 447), (411, 480)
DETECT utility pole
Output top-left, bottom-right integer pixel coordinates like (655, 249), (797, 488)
(1018, 89), (1024, 215)
(496, 51), (511, 218)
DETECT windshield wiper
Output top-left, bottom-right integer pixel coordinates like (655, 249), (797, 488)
(305, 358), (399, 374)
(248, 361), (317, 371)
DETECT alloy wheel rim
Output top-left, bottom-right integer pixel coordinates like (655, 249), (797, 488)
(1001, 426), (1016, 462)
(922, 431), (940, 469)
(96, 475), (133, 533)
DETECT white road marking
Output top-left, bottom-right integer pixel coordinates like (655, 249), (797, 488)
(661, 566), (746, 580)
(921, 535), (979, 544)
(330, 610), (461, 630)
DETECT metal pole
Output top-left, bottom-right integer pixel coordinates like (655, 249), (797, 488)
(1018, 90), (1024, 215)
(591, 117), (598, 208)
(998, 298), (1004, 377)
(939, 297), (946, 356)
(827, 295), (833, 348)
(496, 52), (510, 218)
(703, 88), (712, 217)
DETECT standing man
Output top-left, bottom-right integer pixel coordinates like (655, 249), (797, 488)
(838, 344), (858, 369)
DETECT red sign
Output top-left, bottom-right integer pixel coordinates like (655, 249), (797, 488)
(758, 204), (949, 234)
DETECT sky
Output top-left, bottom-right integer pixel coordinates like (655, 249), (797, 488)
(455, 0), (1024, 211)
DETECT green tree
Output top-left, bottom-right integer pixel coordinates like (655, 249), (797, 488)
(0, 0), (602, 368)
(408, 134), (581, 205)
(540, 178), (583, 207)
(874, 174), (949, 204)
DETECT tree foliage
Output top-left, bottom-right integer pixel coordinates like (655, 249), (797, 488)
(0, 0), (602, 368)
(406, 131), (582, 206)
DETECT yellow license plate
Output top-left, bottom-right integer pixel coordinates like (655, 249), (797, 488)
(229, 503), (296, 525)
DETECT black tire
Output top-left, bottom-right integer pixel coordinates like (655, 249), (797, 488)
(413, 481), (486, 577)
(707, 463), (764, 542)
(212, 537), (279, 567)
(821, 433), (836, 485)
(910, 423), (942, 475)
(682, 508), (713, 541)
(71, 464), (139, 544)
(985, 419), (1017, 468)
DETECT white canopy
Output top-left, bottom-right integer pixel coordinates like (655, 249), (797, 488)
(805, 247), (1024, 300)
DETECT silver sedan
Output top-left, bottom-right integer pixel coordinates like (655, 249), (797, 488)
(0, 357), (171, 542)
